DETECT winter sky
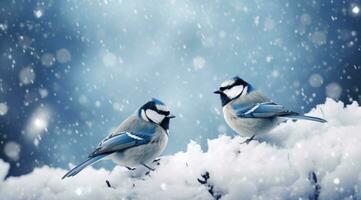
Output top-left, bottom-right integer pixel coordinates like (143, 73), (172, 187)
(0, 0), (361, 197)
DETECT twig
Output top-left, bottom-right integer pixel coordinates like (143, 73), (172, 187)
(308, 171), (321, 200)
(197, 171), (222, 200)
(106, 180), (112, 188)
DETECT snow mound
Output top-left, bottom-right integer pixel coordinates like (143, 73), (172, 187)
(1, 98), (361, 200)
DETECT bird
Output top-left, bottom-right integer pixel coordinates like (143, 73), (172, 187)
(214, 76), (327, 144)
(62, 98), (175, 179)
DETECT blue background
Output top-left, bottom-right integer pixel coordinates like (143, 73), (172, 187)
(0, 0), (360, 177)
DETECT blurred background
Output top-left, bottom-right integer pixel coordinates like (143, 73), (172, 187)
(0, 0), (360, 177)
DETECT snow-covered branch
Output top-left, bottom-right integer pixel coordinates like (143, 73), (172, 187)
(1, 99), (360, 200)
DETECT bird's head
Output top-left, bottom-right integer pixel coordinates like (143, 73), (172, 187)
(138, 98), (175, 130)
(214, 76), (252, 106)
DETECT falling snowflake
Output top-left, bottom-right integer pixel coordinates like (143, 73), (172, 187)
(352, 5), (360, 15)
(41, 53), (56, 67)
(102, 51), (117, 67)
(300, 13), (312, 25)
(0, 102), (8, 116)
(4, 141), (21, 161)
(33, 9), (43, 18)
(38, 88), (49, 98)
(192, 56), (206, 70)
(26, 106), (51, 140)
(326, 82), (342, 100)
(19, 67), (35, 85)
(309, 73), (323, 88)
(56, 48), (71, 64)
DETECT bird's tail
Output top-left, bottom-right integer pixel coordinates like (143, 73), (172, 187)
(62, 154), (108, 179)
(282, 114), (327, 123)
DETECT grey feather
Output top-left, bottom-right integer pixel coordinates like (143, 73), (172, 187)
(63, 112), (169, 179)
(221, 90), (327, 137)
(62, 154), (108, 179)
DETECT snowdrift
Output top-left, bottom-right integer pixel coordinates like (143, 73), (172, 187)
(1, 98), (361, 200)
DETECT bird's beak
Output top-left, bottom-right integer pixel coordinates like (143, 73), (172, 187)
(167, 114), (176, 119)
(213, 90), (222, 94)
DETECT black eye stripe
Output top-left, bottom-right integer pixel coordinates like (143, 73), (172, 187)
(158, 110), (170, 115)
(220, 85), (234, 90)
(149, 106), (169, 115)
(144, 101), (170, 115)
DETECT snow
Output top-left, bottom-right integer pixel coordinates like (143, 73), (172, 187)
(0, 1), (360, 199)
(271, 69), (280, 78)
(56, 48), (72, 64)
(325, 82), (343, 100)
(310, 31), (327, 46)
(192, 56), (206, 70)
(0, 99), (361, 199)
(78, 95), (88, 105)
(309, 73), (324, 88)
(300, 13), (312, 25)
(19, 67), (35, 85)
(41, 53), (56, 67)
(38, 89), (49, 99)
(33, 8), (43, 18)
(102, 51), (117, 67)
(0, 102), (8, 116)
(25, 106), (51, 140)
(266, 55), (273, 63)
(263, 18), (275, 31)
(3, 141), (21, 161)
(352, 5), (360, 15)
(0, 23), (7, 31)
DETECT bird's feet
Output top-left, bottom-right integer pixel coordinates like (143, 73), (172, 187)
(152, 158), (161, 165)
(240, 135), (255, 144)
(142, 163), (155, 171)
(144, 163), (156, 176)
(125, 166), (136, 171)
(145, 171), (151, 176)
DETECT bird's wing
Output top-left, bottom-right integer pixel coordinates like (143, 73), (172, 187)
(89, 131), (152, 157)
(235, 102), (295, 118)
(234, 102), (327, 123)
(62, 131), (151, 179)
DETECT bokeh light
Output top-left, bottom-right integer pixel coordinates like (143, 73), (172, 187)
(25, 106), (51, 141)
(0, 0), (360, 178)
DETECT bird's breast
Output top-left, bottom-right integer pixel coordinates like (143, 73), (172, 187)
(223, 104), (277, 137)
(111, 131), (168, 167)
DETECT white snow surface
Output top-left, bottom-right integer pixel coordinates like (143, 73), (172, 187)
(1, 98), (361, 200)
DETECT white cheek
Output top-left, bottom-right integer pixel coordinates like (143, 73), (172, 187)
(224, 85), (243, 99)
(141, 109), (149, 121)
(145, 109), (165, 124)
(241, 86), (248, 96)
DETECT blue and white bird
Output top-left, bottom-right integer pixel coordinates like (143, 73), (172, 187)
(62, 98), (175, 179)
(214, 76), (327, 143)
